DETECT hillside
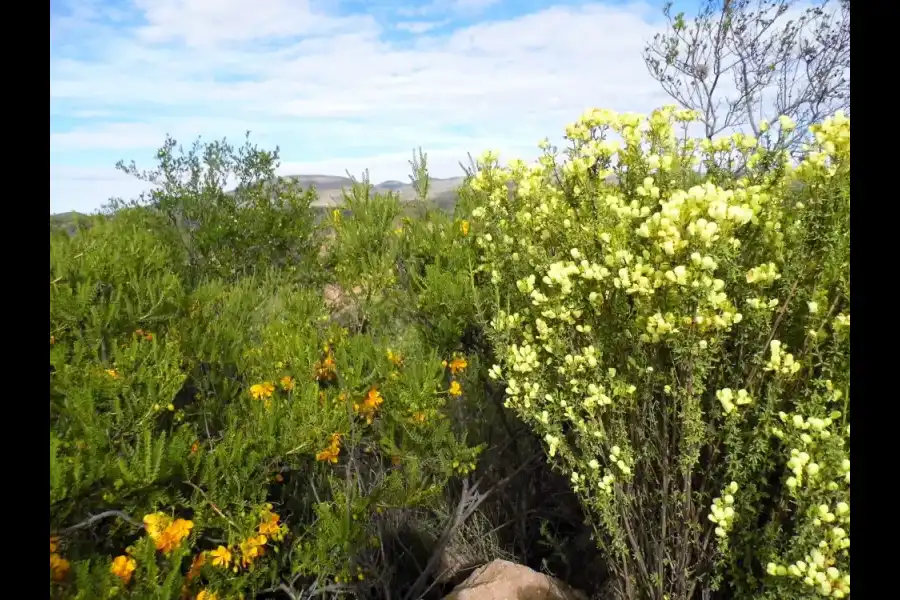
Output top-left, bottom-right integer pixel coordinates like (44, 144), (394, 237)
(50, 174), (466, 225)
(281, 174), (465, 211)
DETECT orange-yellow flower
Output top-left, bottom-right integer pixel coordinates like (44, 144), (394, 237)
(50, 536), (59, 553)
(258, 512), (281, 537)
(316, 433), (342, 463)
(196, 590), (218, 600)
(209, 546), (232, 568)
(50, 553), (70, 581)
(411, 411), (427, 424)
(448, 357), (468, 374)
(249, 382), (275, 400)
(315, 351), (337, 382)
(448, 381), (462, 397)
(191, 441), (200, 454)
(110, 555), (137, 584)
(144, 513), (193, 554)
(239, 535), (267, 567)
(105, 369), (120, 379)
(186, 553), (205, 581)
(143, 512), (171, 539)
(279, 376), (295, 391)
(50, 335), (57, 345)
(460, 220), (470, 236)
(353, 387), (384, 423)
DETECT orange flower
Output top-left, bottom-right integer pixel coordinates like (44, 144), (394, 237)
(144, 513), (193, 554)
(316, 433), (342, 463)
(50, 536), (59, 554)
(50, 553), (70, 581)
(191, 441), (200, 454)
(353, 387), (384, 423)
(460, 220), (470, 236)
(144, 332), (154, 341)
(187, 553), (206, 581)
(239, 535), (267, 567)
(448, 381), (462, 397)
(314, 348), (338, 382)
(258, 512), (281, 537)
(110, 555), (137, 585)
(448, 356), (468, 374)
(249, 382), (275, 400)
(279, 376), (295, 391)
(208, 546), (232, 568)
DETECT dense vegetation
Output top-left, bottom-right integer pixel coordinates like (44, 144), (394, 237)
(50, 106), (849, 600)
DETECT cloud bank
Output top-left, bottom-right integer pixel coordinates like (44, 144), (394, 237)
(51, 0), (692, 213)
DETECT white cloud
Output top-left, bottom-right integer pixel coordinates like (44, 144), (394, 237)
(395, 20), (449, 33)
(51, 1), (682, 213)
(50, 165), (152, 214)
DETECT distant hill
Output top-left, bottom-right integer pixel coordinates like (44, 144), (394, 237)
(49, 174), (469, 231)
(50, 211), (93, 236)
(280, 174), (465, 211)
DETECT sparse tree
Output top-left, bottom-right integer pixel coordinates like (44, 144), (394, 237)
(644, 0), (849, 150)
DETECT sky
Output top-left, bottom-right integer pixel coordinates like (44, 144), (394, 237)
(50, 0), (710, 214)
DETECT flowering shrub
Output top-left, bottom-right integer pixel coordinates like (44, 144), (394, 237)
(465, 106), (850, 599)
(51, 107), (850, 600)
(49, 143), (484, 599)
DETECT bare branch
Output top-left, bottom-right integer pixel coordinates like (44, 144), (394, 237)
(56, 510), (143, 535)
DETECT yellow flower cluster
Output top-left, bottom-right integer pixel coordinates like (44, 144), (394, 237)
(716, 388), (752, 416)
(249, 382), (275, 400)
(708, 482), (739, 539)
(776, 409), (847, 491)
(204, 507), (285, 575)
(239, 534), (267, 567)
(764, 340), (801, 377)
(257, 506), (287, 541)
(143, 513), (194, 554)
(607, 445), (631, 476)
(50, 536), (70, 582)
(767, 544), (850, 598)
(746, 262), (781, 285)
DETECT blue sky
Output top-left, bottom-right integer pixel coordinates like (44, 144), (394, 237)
(51, 0), (710, 213)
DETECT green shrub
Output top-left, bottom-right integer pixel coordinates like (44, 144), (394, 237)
(466, 107), (850, 599)
(50, 107), (850, 600)
(50, 144), (484, 600)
